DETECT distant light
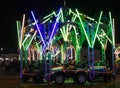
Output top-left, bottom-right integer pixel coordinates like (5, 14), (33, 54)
(5, 58), (9, 60)
(0, 48), (3, 51)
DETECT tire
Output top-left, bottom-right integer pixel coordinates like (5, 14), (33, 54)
(54, 74), (65, 85)
(77, 73), (86, 84)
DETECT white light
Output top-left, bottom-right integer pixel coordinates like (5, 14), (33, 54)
(5, 58), (9, 60)
(0, 48), (3, 51)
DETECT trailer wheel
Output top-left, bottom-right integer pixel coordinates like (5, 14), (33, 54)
(77, 73), (86, 84)
(54, 74), (65, 85)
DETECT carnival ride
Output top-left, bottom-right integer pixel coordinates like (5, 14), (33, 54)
(114, 44), (120, 73)
(16, 7), (116, 84)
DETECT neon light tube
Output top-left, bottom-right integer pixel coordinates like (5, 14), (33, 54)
(101, 29), (112, 44)
(16, 21), (21, 49)
(53, 11), (56, 16)
(26, 31), (37, 50)
(112, 18), (115, 47)
(109, 12), (115, 47)
(61, 9), (66, 40)
(28, 20), (38, 27)
(43, 12), (54, 19)
(47, 8), (62, 47)
(92, 11), (103, 48)
(20, 14), (25, 49)
(71, 11), (77, 16)
(73, 26), (80, 49)
(31, 11), (46, 47)
(42, 17), (51, 24)
(76, 9), (91, 47)
(60, 28), (65, 40)
(69, 8), (72, 15)
(63, 15), (77, 41)
(96, 35), (104, 48)
(22, 34), (30, 46)
(72, 14), (77, 22)
(65, 23), (69, 41)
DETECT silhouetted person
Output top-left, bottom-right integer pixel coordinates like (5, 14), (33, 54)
(4, 60), (11, 74)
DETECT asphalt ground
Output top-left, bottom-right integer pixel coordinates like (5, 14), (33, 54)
(0, 71), (120, 88)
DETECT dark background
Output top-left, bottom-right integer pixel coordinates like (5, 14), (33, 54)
(0, 0), (120, 54)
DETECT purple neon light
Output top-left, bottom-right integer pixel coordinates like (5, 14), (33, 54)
(47, 8), (62, 47)
(31, 11), (46, 47)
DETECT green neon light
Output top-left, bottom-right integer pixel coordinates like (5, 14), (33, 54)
(43, 12), (54, 19)
(109, 12), (115, 47)
(42, 11), (56, 24)
(26, 31), (37, 50)
(65, 23), (69, 41)
(60, 9), (75, 42)
(92, 11), (103, 48)
(22, 34), (30, 46)
(61, 9), (66, 41)
(36, 42), (40, 51)
(101, 29), (112, 44)
(78, 10), (104, 25)
(101, 47), (106, 63)
(60, 28), (65, 40)
(62, 9), (77, 42)
(72, 14), (77, 22)
(73, 26), (80, 49)
(22, 44), (26, 50)
(79, 12), (95, 21)
(42, 17), (51, 24)
(23, 38), (29, 50)
(96, 35), (104, 48)
(71, 10), (77, 16)
(16, 21), (21, 49)
(76, 9), (91, 47)
(69, 8), (72, 15)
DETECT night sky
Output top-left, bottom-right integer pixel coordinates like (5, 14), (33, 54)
(0, 0), (120, 54)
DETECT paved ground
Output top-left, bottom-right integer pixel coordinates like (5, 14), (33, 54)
(0, 72), (21, 88)
(0, 71), (120, 88)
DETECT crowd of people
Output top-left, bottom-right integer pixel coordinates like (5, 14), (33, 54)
(0, 59), (20, 74)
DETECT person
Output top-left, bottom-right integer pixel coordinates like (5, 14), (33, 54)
(66, 59), (76, 70)
(4, 60), (11, 74)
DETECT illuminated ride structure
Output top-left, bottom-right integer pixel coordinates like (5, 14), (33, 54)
(16, 7), (116, 84)
(114, 44), (120, 73)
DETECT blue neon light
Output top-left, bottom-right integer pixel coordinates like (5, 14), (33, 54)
(31, 11), (46, 47)
(47, 8), (62, 47)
